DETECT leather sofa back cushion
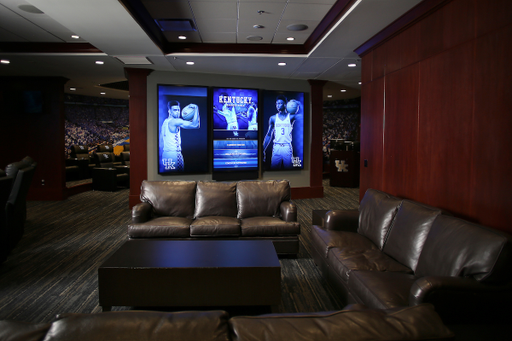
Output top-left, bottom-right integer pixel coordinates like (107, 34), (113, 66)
(229, 304), (453, 341)
(140, 180), (196, 217)
(383, 200), (441, 271)
(358, 189), (402, 250)
(415, 214), (512, 283)
(195, 181), (237, 218)
(237, 180), (290, 219)
(41, 310), (230, 341)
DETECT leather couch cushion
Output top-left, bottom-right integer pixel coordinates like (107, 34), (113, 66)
(240, 217), (299, 236)
(327, 244), (412, 285)
(195, 181), (237, 218)
(358, 189), (402, 250)
(128, 217), (192, 238)
(382, 200), (442, 271)
(348, 270), (417, 309)
(43, 310), (230, 341)
(415, 214), (512, 283)
(237, 180), (290, 219)
(229, 304), (453, 341)
(0, 320), (51, 341)
(190, 216), (240, 237)
(140, 180), (196, 217)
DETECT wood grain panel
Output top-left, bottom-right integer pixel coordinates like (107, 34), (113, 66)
(475, 0), (512, 37)
(418, 8), (444, 61)
(417, 42), (474, 215)
(359, 78), (384, 200)
(471, 26), (512, 233)
(371, 42), (387, 80)
(361, 52), (373, 83)
(126, 68), (152, 208)
(382, 65), (419, 198)
(308, 80), (327, 190)
(399, 23), (420, 68)
(442, 0), (475, 50)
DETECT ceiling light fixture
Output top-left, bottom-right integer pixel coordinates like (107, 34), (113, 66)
(253, 24), (264, 29)
(348, 63), (356, 67)
(286, 37), (295, 41)
(178, 35), (187, 40)
(95, 61), (104, 65)
(71, 35), (80, 39)
(340, 89), (347, 92)
(287, 24), (308, 31)
(100, 92), (106, 95)
(328, 95), (333, 98)
(1, 59), (10, 64)
(70, 87), (76, 91)
(246, 35), (263, 41)
(186, 61), (195, 65)
(358, 81), (362, 85)
(278, 62), (286, 66)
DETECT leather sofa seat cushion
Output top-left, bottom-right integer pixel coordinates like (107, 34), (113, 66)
(229, 304), (453, 341)
(382, 200), (442, 272)
(327, 246), (412, 285)
(237, 180), (290, 219)
(357, 189), (402, 250)
(311, 226), (378, 258)
(415, 214), (512, 283)
(140, 180), (196, 217)
(348, 270), (417, 309)
(240, 217), (299, 236)
(190, 216), (240, 237)
(0, 320), (51, 341)
(43, 310), (230, 341)
(194, 181), (238, 218)
(128, 217), (192, 238)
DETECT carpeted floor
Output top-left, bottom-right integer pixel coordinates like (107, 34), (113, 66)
(0, 180), (359, 323)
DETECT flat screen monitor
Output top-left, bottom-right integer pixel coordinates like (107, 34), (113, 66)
(157, 84), (209, 175)
(212, 87), (259, 179)
(262, 90), (304, 171)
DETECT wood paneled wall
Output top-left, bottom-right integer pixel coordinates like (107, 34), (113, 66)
(358, 0), (512, 233)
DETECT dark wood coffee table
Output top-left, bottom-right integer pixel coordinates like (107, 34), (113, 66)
(98, 240), (281, 311)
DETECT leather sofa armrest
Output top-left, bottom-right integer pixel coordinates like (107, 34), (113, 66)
(132, 202), (152, 223)
(280, 201), (297, 222)
(323, 209), (359, 232)
(409, 276), (512, 323)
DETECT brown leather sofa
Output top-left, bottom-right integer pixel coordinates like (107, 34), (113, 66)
(128, 180), (300, 256)
(311, 188), (512, 324)
(0, 303), (454, 341)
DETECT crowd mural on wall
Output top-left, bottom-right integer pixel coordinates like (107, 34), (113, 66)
(64, 94), (130, 157)
(322, 97), (361, 161)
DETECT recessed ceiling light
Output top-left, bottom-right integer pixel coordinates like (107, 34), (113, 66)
(178, 35), (187, 40)
(286, 37), (295, 41)
(1, 59), (10, 64)
(340, 89), (347, 92)
(186, 61), (194, 65)
(70, 87), (76, 91)
(71, 35), (80, 39)
(95, 61), (104, 65)
(100, 92), (106, 95)
(246, 35), (263, 41)
(287, 24), (308, 31)
(328, 95), (333, 98)
(278, 62), (286, 66)
(358, 81), (362, 85)
(253, 24), (264, 29)
(348, 63), (356, 67)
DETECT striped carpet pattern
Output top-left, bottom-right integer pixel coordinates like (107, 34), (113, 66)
(0, 181), (359, 322)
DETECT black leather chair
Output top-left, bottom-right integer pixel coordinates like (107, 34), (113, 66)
(2, 160), (35, 260)
(92, 151), (129, 191)
(0, 169), (14, 263)
(68, 145), (95, 179)
(121, 151), (130, 166)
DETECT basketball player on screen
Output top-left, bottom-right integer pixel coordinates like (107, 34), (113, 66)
(160, 100), (200, 171)
(263, 96), (300, 169)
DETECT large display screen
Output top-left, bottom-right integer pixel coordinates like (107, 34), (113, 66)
(157, 84), (209, 174)
(212, 87), (259, 174)
(262, 90), (304, 171)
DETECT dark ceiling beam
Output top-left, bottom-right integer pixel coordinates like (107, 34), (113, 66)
(0, 42), (102, 54)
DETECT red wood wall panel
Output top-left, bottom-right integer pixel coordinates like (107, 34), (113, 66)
(471, 26), (512, 229)
(382, 65), (419, 198)
(359, 77), (384, 199)
(417, 42), (474, 215)
(358, 0), (512, 233)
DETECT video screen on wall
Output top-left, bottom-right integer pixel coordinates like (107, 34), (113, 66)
(212, 87), (259, 175)
(157, 84), (209, 175)
(262, 90), (304, 171)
